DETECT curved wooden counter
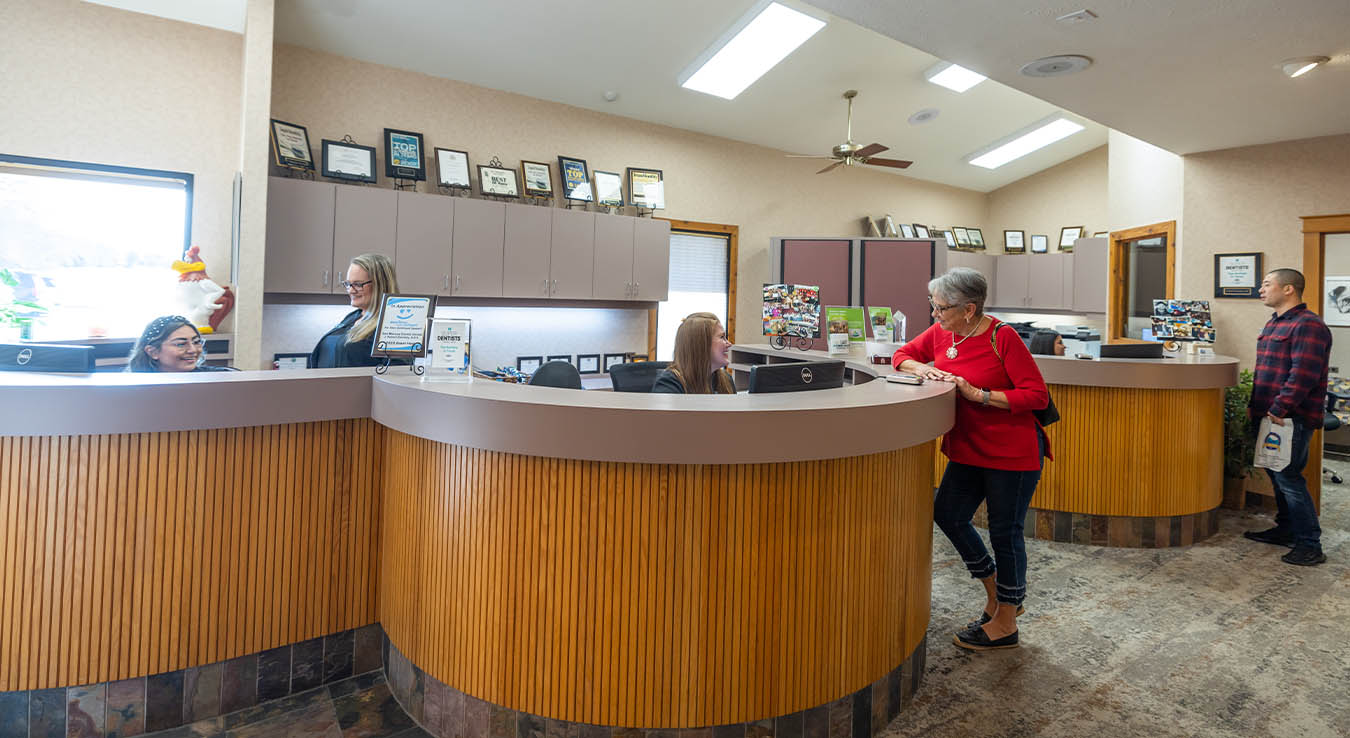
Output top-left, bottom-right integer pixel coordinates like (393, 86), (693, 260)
(733, 345), (1240, 547)
(0, 367), (950, 736)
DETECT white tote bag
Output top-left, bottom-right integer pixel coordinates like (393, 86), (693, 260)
(1253, 416), (1294, 472)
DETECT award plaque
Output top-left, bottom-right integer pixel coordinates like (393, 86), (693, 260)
(594, 170), (623, 207)
(558, 155), (593, 202)
(952, 226), (972, 247)
(521, 160), (553, 198)
(1059, 226), (1083, 251)
(914, 224), (930, 238)
(1214, 252), (1262, 298)
(270, 119), (314, 170)
(899, 223), (916, 238)
(383, 128), (426, 181)
(320, 139), (377, 183)
(968, 228), (986, 248)
(1003, 230), (1025, 253)
(434, 148), (471, 189)
(1030, 234), (1049, 253)
(626, 167), (664, 209)
(478, 164), (520, 197)
(371, 294), (434, 359)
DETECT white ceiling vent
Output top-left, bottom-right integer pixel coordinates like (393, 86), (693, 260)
(1020, 55), (1093, 78)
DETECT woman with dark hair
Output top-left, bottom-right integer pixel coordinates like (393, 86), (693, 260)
(126, 315), (230, 372)
(1028, 330), (1065, 356)
(310, 253), (401, 368)
(652, 312), (735, 394)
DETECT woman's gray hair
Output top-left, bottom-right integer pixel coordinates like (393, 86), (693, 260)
(928, 267), (987, 313)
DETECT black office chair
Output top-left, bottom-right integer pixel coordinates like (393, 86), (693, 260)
(528, 360), (583, 389)
(608, 361), (671, 392)
(1323, 390), (1348, 484)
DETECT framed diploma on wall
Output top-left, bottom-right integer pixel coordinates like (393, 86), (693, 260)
(434, 148), (471, 189)
(320, 139), (377, 183)
(383, 128), (426, 181)
(1214, 252), (1262, 298)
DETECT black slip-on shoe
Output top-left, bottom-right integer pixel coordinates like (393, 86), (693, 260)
(1281, 546), (1327, 566)
(1243, 527), (1295, 547)
(953, 624), (1019, 651)
(963, 604), (1026, 630)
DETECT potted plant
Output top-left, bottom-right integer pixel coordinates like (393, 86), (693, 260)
(0, 268), (46, 340)
(1222, 369), (1259, 508)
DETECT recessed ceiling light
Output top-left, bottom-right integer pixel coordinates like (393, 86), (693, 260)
(1280, 56), (1330, 78)
(678, 1), (826, 100)
(908, 108), (940, 125)
(966, 116), (1086, 169)
(1020, 55), (1093, 78)
(924, 62), (986, 93)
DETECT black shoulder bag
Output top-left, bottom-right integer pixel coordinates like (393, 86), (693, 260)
(989, 323), (1060, 427)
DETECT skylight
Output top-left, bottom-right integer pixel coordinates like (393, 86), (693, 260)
(924, 62), (987, 93)
(967, 117), (1085, 169)
(679, 1), (826, 100)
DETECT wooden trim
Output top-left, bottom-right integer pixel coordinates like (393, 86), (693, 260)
(1300, 213), (1350, 233)
(659, 218), (740, 342)
(1303, 231), (1325, 315)
(379, 433), (935, 727)
(1106, 220), (1177, 343)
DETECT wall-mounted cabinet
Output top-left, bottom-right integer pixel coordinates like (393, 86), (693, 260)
(449, 197), (505, 297)
(264, 177), (336, 294)
(502, 203), (553, 298)
(333, 186), (397, 294)
(548, 209), (596, 299)
(989, 252), (1081, 311)
(1072, 238), (1108, 313)
(393, 191), (453, 295)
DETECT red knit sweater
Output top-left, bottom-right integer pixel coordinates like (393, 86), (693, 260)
(893, 318), (1050, 471)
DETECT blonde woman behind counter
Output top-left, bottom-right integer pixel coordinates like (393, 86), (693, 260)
(652, 312), (735, 394)
(310, 253), (401, 369)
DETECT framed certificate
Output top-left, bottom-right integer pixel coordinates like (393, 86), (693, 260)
(899, 223), (916, 238)
(603, 353), (627, 372)
(914, 224), (930, 238)
(320, 139), (377, 183)
(270, 119), (314, 171)
(521, 160), (553, 198)
(1059, 226), (1083, 251)
(478, 165), (519, 197)
(594, 170), (623, 207)
(434, 148), (471, 189)
(968, 228), (986, 248)
(383, 128), (426, 181)
(942, 230), (957, 249)
(558, 156), (593, 202)
(1030, 234), (1049, 253)
(1214, 252), (1262, 298)
(1004, 230), (1025, 253)
(952, 227), (971, 247)
(371, 293), (434, 359)
(576, 354), (600, 374)
(626, 167), (664, 209)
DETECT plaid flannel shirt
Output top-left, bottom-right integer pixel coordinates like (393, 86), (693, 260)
(1249, 303), (1332, 427)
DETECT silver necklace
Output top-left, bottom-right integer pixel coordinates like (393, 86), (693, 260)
(946, 317), (983, 359)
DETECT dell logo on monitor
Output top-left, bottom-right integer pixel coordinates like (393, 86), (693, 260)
(16, 348), (32, 365)
(800, 367), (813, 384)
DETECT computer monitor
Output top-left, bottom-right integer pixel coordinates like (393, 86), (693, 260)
(0, 343), (96, 372)
(748, 360), (845, 394)
(1100, 343), (1164, 359)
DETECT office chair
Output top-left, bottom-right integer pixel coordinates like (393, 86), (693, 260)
(1323, 390), (1348, 484)
(527, 360), (583, 389)
(608, 361), (671, 392)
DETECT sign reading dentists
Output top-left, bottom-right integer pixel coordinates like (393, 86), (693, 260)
(425, 317), (472, 382)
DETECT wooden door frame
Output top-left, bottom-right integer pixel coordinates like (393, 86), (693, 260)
(651, 218), (739, 358)
(1299, 213), (1350, 513)
(1106, 220), (1177, 343)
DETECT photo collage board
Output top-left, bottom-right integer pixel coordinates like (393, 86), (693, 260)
(1152, 299), (1215, 342)
(763, 283), (821, 338)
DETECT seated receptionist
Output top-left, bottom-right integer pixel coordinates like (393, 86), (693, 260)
(652, 312), (735, 394)
(1028, 330), (1065, 356)
(310, 253), (402, 369)
(126, 315), (231, 372)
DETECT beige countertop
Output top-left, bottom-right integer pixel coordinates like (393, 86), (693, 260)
(732, 344), (1240, 390)
(0, 364), (954, 463)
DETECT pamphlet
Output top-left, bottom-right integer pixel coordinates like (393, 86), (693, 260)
(867, 307), (894, 342)
(1253, 416), (1293, 472)
(425, 318), (471, 382)
(825, 306), (866, 355)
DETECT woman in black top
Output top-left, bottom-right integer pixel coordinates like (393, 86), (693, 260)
(1028, 330), (1065, 356)
(126, 315), (233, 372)
(310, 253), (401, 368)
(652, 312), (735, 394)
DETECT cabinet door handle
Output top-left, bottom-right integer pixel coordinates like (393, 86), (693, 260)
(443, 275), (449, 291)
(322, 270), (329, 288)
(634, 281), (640, 296)
(455, 275), (462, 291)
(551, 279), (558, 294)
(541, 279), (548, 295)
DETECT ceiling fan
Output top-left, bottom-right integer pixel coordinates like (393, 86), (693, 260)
(789, 90), (912, 174)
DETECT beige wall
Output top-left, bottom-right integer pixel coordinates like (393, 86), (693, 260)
(267, 44), (988, 341)
(1180, 133), (1350, 367)
(985, 146), (1107, 254)
(0, 0), (243, 283)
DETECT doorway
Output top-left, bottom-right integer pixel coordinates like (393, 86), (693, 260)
(1107, 220), (1176, 342)
(1297, 213), (1350, 512)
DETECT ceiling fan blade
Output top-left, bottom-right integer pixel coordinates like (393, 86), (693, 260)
(864, 157), (913, 169)
(816, 161), (844, 174)
(785, 154), (836, 159)
(854, 142), (889, 158)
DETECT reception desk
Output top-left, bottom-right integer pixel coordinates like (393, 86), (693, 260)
(732, 345), (1240, 548)
(0, 365), (951, 737)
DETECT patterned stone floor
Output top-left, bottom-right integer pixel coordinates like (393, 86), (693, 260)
(148, 468), (1350, 738)
(144, 672), (430, 738)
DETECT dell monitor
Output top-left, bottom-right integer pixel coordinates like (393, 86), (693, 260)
(748, 360), (845, 394)
(0, 343), (96, 373)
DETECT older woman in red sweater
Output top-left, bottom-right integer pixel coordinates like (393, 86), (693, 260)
(893, 267), (1049, 651)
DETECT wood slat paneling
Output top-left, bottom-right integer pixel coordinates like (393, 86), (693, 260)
(0, 420), (381, 692)
(935, 385), (1222, 518)
(378, 433), (935, 728)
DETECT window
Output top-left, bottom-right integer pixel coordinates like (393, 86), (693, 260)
(657, 230), (730, 360)
(0, 154), (192, 341)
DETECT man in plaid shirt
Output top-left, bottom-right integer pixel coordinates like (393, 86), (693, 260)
(1245, 268), (1330, 566)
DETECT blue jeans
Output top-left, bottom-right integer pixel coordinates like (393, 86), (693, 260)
(933, 437), (1044, 607)
(1263, 418), (1322, 549)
